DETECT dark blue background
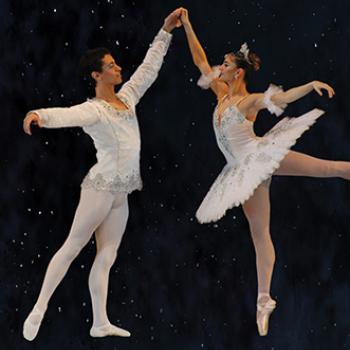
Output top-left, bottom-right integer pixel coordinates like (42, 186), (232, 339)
(1, 0), (350, 349)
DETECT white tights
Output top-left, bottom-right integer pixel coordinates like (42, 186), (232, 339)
(243, 150), (350, 297)
(30, 188), (128, 327)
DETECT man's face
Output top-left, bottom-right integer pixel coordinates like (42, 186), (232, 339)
(93, 54), (123, 86)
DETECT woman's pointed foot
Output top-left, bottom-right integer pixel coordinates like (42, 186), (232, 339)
(256, 293), (276, 336)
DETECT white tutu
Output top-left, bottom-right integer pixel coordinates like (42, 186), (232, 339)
(195, 83), (325, 223)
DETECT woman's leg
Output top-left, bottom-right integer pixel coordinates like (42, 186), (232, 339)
(243, 179), (276, 335)
(88, 193), (130, 337)
(274, 150), (350, 179)
(23, 188), (115, 341)
(242, 179), (275, 297)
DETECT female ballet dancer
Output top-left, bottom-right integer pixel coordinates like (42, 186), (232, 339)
(180, 8), (350, 336)
(22, 9), (182, 341)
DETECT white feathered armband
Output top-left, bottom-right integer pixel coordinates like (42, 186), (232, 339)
(263, 84), (287, 117)
(197, 66), (221, 90)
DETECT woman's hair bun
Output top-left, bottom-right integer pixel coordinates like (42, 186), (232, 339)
(248, 52), (261, 71)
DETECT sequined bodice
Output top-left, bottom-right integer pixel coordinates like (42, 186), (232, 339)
(213, 105), (257, 164)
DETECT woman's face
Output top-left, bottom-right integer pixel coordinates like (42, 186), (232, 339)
(218, 54), (239, 83)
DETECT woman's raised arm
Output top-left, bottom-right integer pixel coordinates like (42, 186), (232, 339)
(180, 8), (227, 98)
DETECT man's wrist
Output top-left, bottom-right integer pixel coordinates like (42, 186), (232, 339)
(162, 24), (172, 33)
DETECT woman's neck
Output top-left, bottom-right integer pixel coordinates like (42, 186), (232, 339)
(227, 79), (248, 98)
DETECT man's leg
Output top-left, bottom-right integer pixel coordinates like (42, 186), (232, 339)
(23, 188), (114, 341)
(88, 193), (130, 337)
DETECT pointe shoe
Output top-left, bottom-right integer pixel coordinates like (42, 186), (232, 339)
(256, 293), (276, 336)
(90, 323), (131, 338)
(23, 307), (45, 341)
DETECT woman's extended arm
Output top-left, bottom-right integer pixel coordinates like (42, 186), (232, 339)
(271, 81), (334, 104)
(246, 81), (335, 116)
(180, 8), (227, 98)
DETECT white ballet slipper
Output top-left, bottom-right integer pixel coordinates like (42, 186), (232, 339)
(256, 293), (276, 336)
(23, 307), (45, 341)
(90, 322), (131, 338)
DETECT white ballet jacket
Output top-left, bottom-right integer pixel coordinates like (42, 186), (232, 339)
(196, 71), (325, 223)
(31, 29), (172, 194)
